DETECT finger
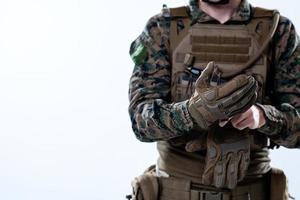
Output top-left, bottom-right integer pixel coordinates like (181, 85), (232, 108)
(225, 90), (257, 118)
(226, 153), (238, 189)
(232, 117), (253, 130)
(219, 119), (230, 127)
(214, 162), (226, 188)
(230, 113), (244, 125)
(219, 76), (256, 109)
(230, 111), (250, 127)
(195, 61), (215, 90)
(216, 74), (249, 100)
(222, 80), (257, 118)
(237, 150), (250, 182)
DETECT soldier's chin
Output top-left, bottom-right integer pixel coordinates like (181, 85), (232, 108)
(202, 0), (230, 5)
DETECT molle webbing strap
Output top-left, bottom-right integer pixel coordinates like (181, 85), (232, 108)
(191, 36), (252, 45)
(192, 45), (249, 54)
(175, 34), (256, 64)
(175, 53), (251, 64)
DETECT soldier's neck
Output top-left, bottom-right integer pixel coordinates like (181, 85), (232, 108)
(199, 0), (241, 24)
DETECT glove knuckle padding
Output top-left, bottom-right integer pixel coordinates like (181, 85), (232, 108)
(220, 76), (256, 108)
(203, 89), (217, 101)
(225, 91), (256, 116)
(227, 93), (257, 118)
(217, 74), (248, 100)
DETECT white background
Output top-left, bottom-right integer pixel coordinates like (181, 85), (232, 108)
(0, 0), (299, 199)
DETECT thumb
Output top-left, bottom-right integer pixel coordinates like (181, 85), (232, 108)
(195, 61), (215, 91)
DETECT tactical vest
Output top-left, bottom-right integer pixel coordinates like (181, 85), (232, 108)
(157, 6), (280, 183)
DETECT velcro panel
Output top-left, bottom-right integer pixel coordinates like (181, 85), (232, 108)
(191, 36), (251, 46)
(192, 45), (249, 54)
(175, 53), (250, 64)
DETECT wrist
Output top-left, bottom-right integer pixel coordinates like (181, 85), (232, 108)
(255, 103), (286, 136)
(187, 99), (210, 130)
(172, 100), (195, 132)
(255, 104), (266, 128)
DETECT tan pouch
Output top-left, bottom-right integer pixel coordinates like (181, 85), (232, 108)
(159, 176), (191, 200)
(270, 168), (289, 200)
(130, 165), (159, 200)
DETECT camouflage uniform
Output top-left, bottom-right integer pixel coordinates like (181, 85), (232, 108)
(129, 1), (300, 198)
(129, 0), (300, 148)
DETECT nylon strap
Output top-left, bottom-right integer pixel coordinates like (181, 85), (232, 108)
(253, 7), (277, 18)
(270, 168), (288, 200)
(169, 6), (191, 56)
(175, 53), (251, 64)
(170, 6), (189, 17)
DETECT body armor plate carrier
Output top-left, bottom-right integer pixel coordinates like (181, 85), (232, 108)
(157, 6), (280, 184)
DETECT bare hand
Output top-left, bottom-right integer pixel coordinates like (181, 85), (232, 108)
(219, 105), (266, 130)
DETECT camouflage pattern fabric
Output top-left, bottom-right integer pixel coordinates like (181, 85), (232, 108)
(128, 0), (300, 148)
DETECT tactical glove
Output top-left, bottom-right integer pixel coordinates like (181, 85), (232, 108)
(187, 61), (258, 130)
(202, 126), (251, 189)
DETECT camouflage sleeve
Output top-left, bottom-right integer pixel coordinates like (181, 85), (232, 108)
(257, 16), (300, 148)
(128, 14), (194, 142)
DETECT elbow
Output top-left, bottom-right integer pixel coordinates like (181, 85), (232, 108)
(133, 129), (155, 143)
(130, 121), (156, 143)
(128, 99), (176, 142)
(128, 105), (155, 143)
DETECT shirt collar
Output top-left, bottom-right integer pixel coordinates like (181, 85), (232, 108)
(188, 0), (252, 23)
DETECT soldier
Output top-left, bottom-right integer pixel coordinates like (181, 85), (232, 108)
(128, 0), (300, 199)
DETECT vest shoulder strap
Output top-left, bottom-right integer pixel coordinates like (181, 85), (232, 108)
(252, 7), (279, 18)
(165, 6), (189, 18)
(236, 7), (280, 78)
(166, 6), (191, 55)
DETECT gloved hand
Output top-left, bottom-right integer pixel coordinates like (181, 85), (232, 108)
(187, 61), (258, 130)
(202, 125), (251, 189)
